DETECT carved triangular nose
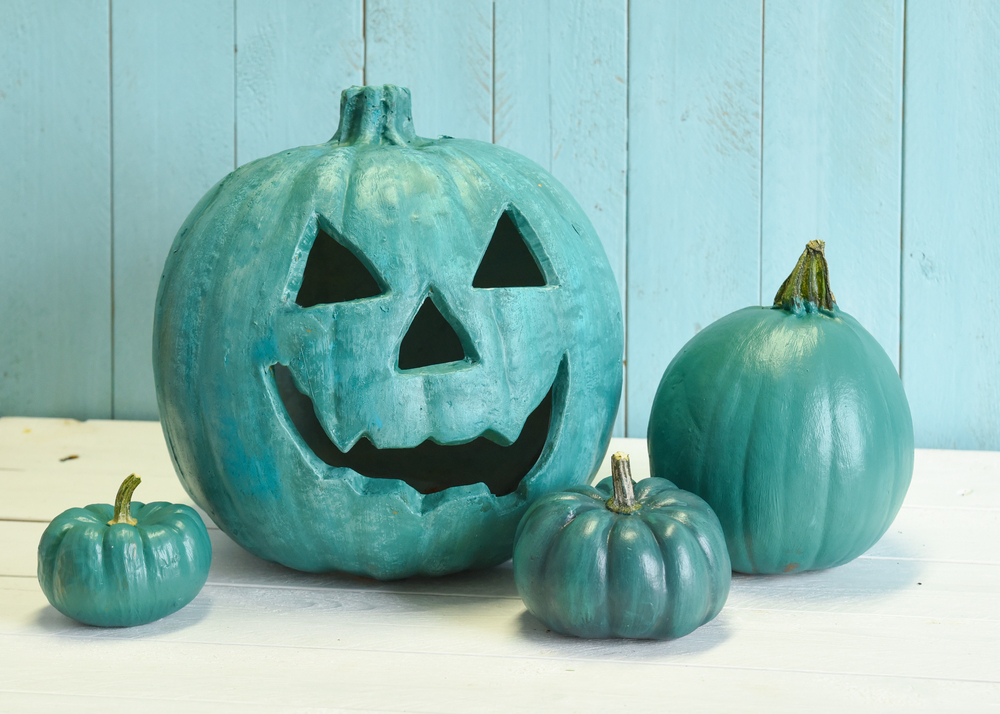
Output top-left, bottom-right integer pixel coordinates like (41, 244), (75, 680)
(398, 297), (468, 370)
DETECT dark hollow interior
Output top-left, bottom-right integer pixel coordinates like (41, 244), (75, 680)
(296, 227), (382, 307)
(272, 364), (553, 496)
(472, 211), (547, 288)
(398, 298), (468, 370)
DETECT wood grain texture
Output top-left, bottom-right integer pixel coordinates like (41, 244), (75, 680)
(1, 599), (996, 714)
(111, 0), (235, 420)
(2, 419), (999, 711)
(901, 0), (1000, 450)
(0, 0), (111, 420)
(626, 0), (763, 437)
(761, 0), (904, 368)
(364, 0), (493, 142)
(494, 0), (628, 437)
(235, 0), (364, 166)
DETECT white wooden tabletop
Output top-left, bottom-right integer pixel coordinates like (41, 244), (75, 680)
(1, 416), (997, 713)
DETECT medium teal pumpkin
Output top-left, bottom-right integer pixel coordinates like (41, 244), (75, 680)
(37, 475), (212, 627)
(513, 453), (731, 639)
(648, 241), (914, 574)
(153, 85), (623, 580)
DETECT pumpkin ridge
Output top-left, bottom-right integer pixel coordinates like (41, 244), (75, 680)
(738, 348), (770, 574)
(810, 347), (839, 572)
(831, 315), (908, 565)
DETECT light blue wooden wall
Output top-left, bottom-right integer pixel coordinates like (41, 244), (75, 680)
(1, 1), (997, 450)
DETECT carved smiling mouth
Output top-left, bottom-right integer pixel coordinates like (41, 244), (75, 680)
(272, 364), (560, 497)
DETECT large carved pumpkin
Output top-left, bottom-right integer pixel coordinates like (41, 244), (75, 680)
(153, 85), (623, 579)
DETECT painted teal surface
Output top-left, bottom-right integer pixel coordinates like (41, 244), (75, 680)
(2, 1), (999, 452)
(901, 1), (1000, 450)
(647, 300), (914, 574)
(236, 0), (364, 166)
(761, 0), (904, 371)
(364, 1), (493, 143)
(0, 0), (112, 419)
(626, 0), (764, 443)
(37, 501), (212, 627)
(513, 475), (731, 640)
(153, 86), (623, 579)
(111, 0), (236, 420)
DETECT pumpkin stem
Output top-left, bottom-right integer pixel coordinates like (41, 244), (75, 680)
(606, 452), (642, 515)
(107, 474), (141, 526)
(772, 240), (837, 314)
(331, 85), (417, 147)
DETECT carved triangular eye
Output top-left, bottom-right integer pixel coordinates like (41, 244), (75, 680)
(296, 227), (383, 307)
(398, 298), (468, 370)
(472, 209), (547, 288)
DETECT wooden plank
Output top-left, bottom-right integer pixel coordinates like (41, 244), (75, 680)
(491, 0), (552, 170)
(111, 0), (235, 420)
(0, 0), (112, 420)
(5, 422), (1000, 711)
(761, 0), (904, 368)
(2, 615), (996, 714)
(235, 0), (364, 166)
(6, 497), (996, 579)
(0, 418), (205, 523)
(494, 0), (628, 437)
(625, 0), (763, 438)
(2, 572), (998, 710)
(364, 0), (493, 142)
(901, 1), (1000, 450)
(9, 517), (1000, 625)
(0, 694), (284, 714)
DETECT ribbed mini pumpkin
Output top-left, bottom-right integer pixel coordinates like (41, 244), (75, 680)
(154, 85), (623, 580)
(37, 475), (212, 627)
(513, 453), (731, 639)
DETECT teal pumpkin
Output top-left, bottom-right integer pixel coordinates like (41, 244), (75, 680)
(647, 241), (914, 574)
(513, 453), (731, 639)
(37, 475), (212, 627)
(153, 85), (623, 580)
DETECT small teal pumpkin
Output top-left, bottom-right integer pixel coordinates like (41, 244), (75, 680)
(37, 475), (212, 627)
(648, 241), (914, 574)
(513, 453), (731, 640)
(154, 85), (623, 579)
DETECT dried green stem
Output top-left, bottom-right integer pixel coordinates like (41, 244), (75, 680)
(107, 474), (141, 526)
(773, 240), (836, 313)
(606, 452), (641, 515)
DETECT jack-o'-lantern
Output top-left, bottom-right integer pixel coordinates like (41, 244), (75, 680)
(153, 85), (623, 579)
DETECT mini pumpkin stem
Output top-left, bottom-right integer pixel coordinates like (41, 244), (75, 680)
(773, 240), (837, 313)
(606, 452), (642, 515)
(108, 474), (141, 526)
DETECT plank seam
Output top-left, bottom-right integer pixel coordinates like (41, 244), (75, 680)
(900, 503), (1000, 512)
(623, 0), (630, 437)
(758, 0), (766, 307)
(898, 0), (908, 378)
(200, 580), (523, 599)
(233, 0), (237, 170)
(0, 689), (423, 713)
(490, 1), (495, 145)
(108, 0), (115, 419)
(860, 555), (1000, 566)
